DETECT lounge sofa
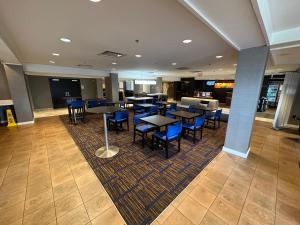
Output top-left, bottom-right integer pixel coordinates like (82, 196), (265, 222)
(177, 97), (219, 111)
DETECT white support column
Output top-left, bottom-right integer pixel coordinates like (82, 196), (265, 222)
(223, 46), (269, 158)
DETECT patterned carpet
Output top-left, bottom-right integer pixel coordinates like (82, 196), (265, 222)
(61, 113), (225, 225)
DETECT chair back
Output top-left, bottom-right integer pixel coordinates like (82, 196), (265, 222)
(133, 113), (149, 126)
(149, 105), (158, 115)
(166, 110), (175, 119)
(195, 117), (205, 128)
(167, 122), (182, 139)
(215, 109), (222, 118)
(169, 103), (177, 111)
(188, 105), (197, 113)
(115, 110), (129, 120)
(134, 104), (142, 110)
(70, 100), (84, 109)
(161, 95), (168, 102)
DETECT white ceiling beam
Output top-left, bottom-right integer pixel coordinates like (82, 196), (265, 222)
(251, 0), (272, 45)
(23, 64), (107, 78)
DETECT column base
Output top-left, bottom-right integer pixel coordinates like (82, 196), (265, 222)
(17, 120), (35, 126)
(222, 146), (250, 159)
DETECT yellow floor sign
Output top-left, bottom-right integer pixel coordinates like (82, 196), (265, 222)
(6, 109), (17, 127)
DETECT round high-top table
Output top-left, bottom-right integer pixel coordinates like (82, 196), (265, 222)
(86, 106), (121, 158)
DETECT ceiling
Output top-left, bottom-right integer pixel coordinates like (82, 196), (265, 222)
(268, 0), (300, 32)
(0, 0), (299, 80)
(0, 0), (238, 80)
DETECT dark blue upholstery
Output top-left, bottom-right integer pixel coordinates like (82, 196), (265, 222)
(206, 109), (222, 129)
(133, 113), (155, 147)
(70, 100), (84, 109)
(183, 117), (204, 143)
(108, 110), (129, 133)
(134, 104), (145, 114)
(152, 122), (182, 158)
(169, 103), (177, 111)
(187, 105), (197, 113)
(149, 105), (159, 115)
(69, 100), (85, 124)
(166, 110), (176, 119)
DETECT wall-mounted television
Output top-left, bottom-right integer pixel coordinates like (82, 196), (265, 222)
(206, 81), (215, 86)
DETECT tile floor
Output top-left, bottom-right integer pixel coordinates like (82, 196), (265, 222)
(0, 117), (299, 225)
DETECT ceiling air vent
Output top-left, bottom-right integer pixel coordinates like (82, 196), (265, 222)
(77, 64), (93, 68)
(176, 66), (189, 70)
(97, 51), (125, 58)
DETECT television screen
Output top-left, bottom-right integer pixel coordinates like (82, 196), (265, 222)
(214, 82), (235, 89)
(206, 81), (215, 86)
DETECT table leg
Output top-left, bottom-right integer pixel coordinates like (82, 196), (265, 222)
(95, 113), (119, 158)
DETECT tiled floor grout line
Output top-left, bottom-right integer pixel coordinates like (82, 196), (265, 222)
(63, 142), (92, 224)
(58, 119), (127, 224)
(21, 141), (33, 225)
(46, 135), (60, 225)
(273, 140), (280, 225)
(235, 149), (261, 225)
(203, 156), (240, 225)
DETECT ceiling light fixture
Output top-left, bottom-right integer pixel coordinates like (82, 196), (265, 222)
(182, 39), (192, 44)
(233, 64), (237, 66)
(112, 62), (117, 65)
(135, 54), (142, 58)
(172, 62), (177, 66)
(49, 60), (55, 64)
(52, 53), (60, 56)
(89, 0), (102, 2)
(60, 37), (71, 43)
(216, 55), (223, 59)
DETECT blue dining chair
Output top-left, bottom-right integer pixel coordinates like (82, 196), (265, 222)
(152, 122), (182, 158)
(165, 110), (176, 119)
(187, 105), (198, 113)
(134, 104), (145, 114)
(69, 100), (85, 124)
(168, 103), (177, 111)
(108, 110), (129, 133)
(206, 109), (222, 129)
(133, 113), (156, 147)
(149, 105), (159, 115)
(183, 116), (205, 143)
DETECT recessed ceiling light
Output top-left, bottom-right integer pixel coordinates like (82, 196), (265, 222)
(233, 64), (237, 66)
(182, 39), (192, 44)
(117, 54), (122, 57)
(135, 54), (142, 58)
(216, 55), (223, 59)
(89, 0), (102, 2)
(60, 37), (71, 43)
(49, 60), (55, 64)
(172, 62), (177, 66)
(52, 53), (60, 56)
(112, 62), (117, 65)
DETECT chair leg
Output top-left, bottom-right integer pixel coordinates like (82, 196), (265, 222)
(218, 119), (221, 128)
(193, 129), (196, 144)
(200, 127), (203, 140)
(178, 138), (181, 152)
(133, 130), (136, 142)
(165, 141), (169, 159)
(214, 120), (216, 129)
(127, 120), (129, 131)
(142, 133), (145, 148)
(151, 135), (154, 150)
